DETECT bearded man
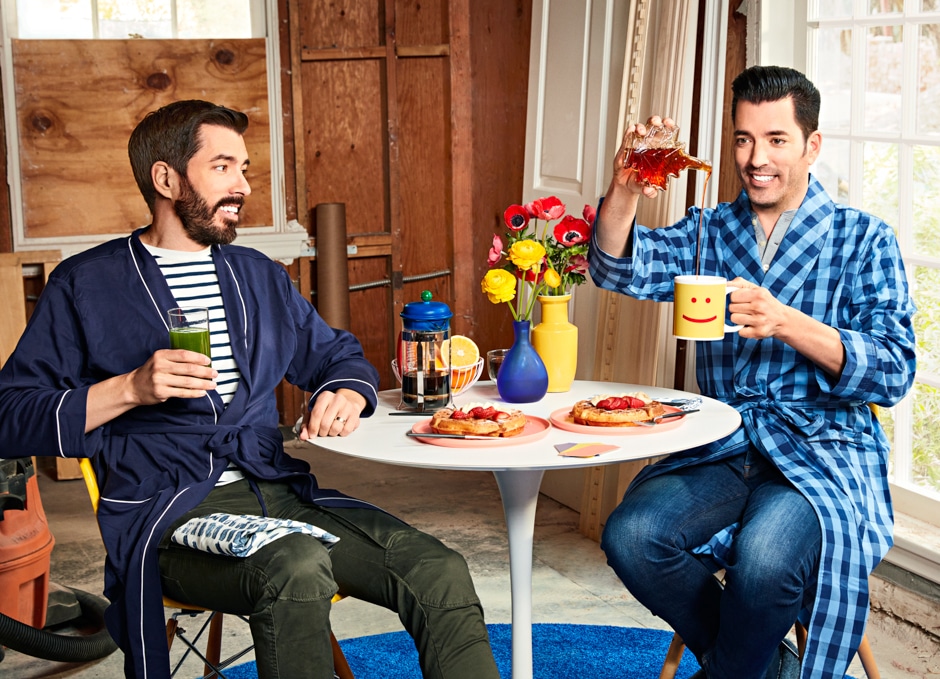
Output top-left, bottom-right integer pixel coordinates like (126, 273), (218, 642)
(0, 100), (499, 679)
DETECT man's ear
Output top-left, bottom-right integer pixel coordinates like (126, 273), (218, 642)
(151, 161), (178, 200)
(806, 130), (822, 165)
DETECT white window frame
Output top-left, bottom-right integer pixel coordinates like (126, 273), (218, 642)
(755, 0), (940, 584)
(0, 0), (307, 262)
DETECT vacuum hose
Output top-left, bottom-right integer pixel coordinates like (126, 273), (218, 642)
(0, 586), (117, 663)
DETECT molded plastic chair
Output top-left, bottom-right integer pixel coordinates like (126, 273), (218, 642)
(78, 458), (354, 679)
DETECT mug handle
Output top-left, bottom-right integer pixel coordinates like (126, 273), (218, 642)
(725, 285), (743, 333)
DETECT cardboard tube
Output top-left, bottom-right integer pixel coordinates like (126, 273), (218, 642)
(314, 203), (351, 330)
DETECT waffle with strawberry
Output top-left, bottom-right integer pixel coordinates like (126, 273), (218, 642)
(430, 403), (527, 437)
(570, 392), (665, 427)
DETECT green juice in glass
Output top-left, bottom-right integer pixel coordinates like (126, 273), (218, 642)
(169, 326), (211, 364)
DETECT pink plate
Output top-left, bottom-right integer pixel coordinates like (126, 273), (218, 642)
(410, 416), (552, 448)
(549, 405), (686, 435)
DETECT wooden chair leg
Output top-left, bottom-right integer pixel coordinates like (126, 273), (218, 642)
(857, 634), (880, 679)
(204, 612), (224, 678)
(166, 617), (179, 650)
(659, 632), (686, 679)
(331, 631), (355, 679)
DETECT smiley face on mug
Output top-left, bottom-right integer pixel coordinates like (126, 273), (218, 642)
(673, 275), (742, 340)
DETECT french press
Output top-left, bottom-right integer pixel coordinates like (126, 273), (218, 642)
(398, 290), (452, 412)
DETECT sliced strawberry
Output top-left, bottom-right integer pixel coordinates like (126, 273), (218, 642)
(451, 409), (471, 419)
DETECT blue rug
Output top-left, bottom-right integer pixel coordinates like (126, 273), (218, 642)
(219, 623), (703, 678)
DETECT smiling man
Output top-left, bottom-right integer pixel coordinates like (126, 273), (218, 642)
(0, 100), (499, 679)
(589, 67), (916, 678)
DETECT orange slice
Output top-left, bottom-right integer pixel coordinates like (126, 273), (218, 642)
(440, 335), (480, 369)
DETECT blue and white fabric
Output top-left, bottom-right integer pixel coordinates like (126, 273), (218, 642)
(171, 512), (340, 557)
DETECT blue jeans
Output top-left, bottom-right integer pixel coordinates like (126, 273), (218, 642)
(601, 449), (820, 679)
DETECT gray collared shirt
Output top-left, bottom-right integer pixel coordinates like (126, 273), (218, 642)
(752, 208), (797, 272)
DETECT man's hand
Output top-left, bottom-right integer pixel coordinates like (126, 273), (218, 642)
(85, 349), (217, 433)
(727, 277), (846, 376)
(727, 277), (789, 340)
(298, 388), (368, 440)
(596, 115), (676, 258)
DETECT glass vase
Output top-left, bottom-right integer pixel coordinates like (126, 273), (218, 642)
(531, 294), (578, 392)
(496, 320), (549, 404)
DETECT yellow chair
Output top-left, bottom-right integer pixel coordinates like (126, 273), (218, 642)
(78, 458), (355, 679)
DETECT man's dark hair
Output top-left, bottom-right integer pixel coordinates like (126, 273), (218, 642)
(128, 100), (249, 211)
(731, 66), (821, 141)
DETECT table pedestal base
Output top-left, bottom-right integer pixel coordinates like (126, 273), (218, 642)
(494, 468), (545, 679)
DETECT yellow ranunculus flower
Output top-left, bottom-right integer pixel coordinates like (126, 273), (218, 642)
(508, 240), (546, 271)
(481, 269), (517, 304)
(543, 268), (562, 288)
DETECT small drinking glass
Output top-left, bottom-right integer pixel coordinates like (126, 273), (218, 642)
(486, 349), (510, 381)
(168, 307), (211, 363)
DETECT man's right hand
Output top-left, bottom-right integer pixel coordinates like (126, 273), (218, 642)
(596, 115), (676, 257)
(84, 350), (217, 432)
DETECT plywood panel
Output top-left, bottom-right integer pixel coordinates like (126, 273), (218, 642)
(398, 58), (451, 279)
(12, 39), (271, 240)
(396, 0), (448, 46)
(300, 1), (383, 50)
(302, 60), (388, 235)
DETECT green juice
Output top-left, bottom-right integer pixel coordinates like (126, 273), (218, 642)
(169, 327), (211, 363)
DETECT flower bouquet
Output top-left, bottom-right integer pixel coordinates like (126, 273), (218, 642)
(480, 195), (595, 319)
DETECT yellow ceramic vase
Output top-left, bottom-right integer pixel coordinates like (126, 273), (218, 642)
(531, 294), (578, 392)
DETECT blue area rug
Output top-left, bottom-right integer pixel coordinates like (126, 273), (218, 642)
(220, 623), (703, 678)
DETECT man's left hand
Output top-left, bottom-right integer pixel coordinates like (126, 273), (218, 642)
(298, 388), (367, 439)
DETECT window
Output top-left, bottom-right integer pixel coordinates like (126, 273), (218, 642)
(806, 0), (940, 525)
(0, 0), (303, 261)
(13, 0), (261, 39)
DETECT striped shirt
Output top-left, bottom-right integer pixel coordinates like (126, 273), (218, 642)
(145, 244), (244, 485)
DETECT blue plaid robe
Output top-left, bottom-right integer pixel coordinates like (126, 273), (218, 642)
(590, 176), (916, 678)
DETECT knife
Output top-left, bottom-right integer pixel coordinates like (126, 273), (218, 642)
(656, 408), (699, 420)
(406, 431), (495, 440)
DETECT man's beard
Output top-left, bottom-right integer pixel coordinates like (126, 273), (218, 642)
(174, 175), (243, 247)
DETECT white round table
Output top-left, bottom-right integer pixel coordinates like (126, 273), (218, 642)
(310, 380), (741, 679)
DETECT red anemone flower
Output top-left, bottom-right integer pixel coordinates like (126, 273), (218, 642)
(583, 204), (596, 225)
(565, 253), (589, 275)
(553, 215), (592, 246)
(503, 205), (529, 231)
(524, 196), (566, 221)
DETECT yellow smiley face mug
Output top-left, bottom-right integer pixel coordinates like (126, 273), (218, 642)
(673, 275), (743, 341)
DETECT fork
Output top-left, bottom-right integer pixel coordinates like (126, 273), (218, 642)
(633, 408), (700, 426)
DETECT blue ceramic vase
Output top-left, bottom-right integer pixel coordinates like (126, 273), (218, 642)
(497, 320), (549, 403)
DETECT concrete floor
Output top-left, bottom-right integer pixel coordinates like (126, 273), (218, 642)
(0, 436), (899, 678)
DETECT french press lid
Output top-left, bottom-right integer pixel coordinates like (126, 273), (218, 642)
(400, 290), (452, 331)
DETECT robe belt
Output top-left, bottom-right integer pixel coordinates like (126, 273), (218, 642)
(106, 422), (281, 461)
(728, 396), (865, 437)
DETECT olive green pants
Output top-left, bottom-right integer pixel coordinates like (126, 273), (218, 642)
(158, 479), (499, 679)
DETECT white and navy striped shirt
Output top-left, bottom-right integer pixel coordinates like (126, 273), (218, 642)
(145, 244), (244, 485)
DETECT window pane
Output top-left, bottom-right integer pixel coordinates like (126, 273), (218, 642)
(178, 0), (253, 38)
(862, 141), (899, 226)
(913, 145), (940, 257)
(910, 382), (940, 496)
(813, 138), (850, 203)
(924, 0), (940, 12)
(912, 266), (940, 376)
(16, 0), (92, 38)
(98, 0), (172, 39)
(815, 27), (853, 132)
(816, 0), (853, 19)
(865, 25), (903, 133)
(917, 24), (940, 137)
(868, 0), (903, 15)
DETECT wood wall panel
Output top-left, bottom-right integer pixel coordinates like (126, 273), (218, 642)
(12, 39), (271, 239)
(398, 58), (451, 279)
(300, 2), (383, 50)
(301, 60), (388, 235)
(396, 0), (448, 46)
